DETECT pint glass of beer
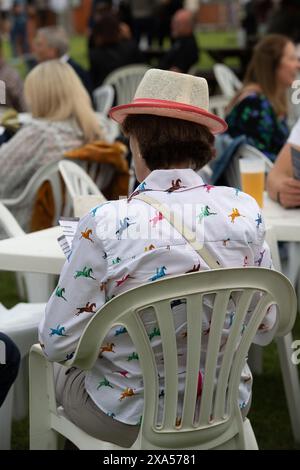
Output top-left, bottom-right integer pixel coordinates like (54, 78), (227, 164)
(239, 157), (265, 207)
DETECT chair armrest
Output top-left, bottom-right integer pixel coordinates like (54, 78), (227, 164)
(30, 343), (44, 356)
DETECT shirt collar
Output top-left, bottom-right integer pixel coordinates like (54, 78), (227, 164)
(138, 168), (205, 192)
(60, 54), (70, 63)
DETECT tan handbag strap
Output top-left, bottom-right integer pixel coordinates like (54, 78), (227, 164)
(134, 194), (221, 269)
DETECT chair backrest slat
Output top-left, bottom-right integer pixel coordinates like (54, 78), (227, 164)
(92, 84), (114, 115)
(155, 300), (179, 429)
(213, 64), (242, 98)
(214, 289), (254, 419)
(181, 294), (204, 427)
(59, 160), (103, 199)
(198, 291), (231, 425)
(227, 292), (273, 411)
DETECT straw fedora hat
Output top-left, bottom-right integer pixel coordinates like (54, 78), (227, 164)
(109, 69), (227, 134)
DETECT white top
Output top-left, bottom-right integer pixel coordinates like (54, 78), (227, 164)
(39, 169), (276, 426)
(288, 117), (300, 146)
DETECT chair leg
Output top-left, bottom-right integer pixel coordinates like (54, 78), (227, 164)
(29, 348), (59, 450)
(243, 418), (259, 450)
(248, 344), (263, 375)
(15, 273), (26, 300)
(276, 334), (300, 444)
(24, 273), (56, 302)
(13, 356), (29, 421)
(0, 387), (13, 450)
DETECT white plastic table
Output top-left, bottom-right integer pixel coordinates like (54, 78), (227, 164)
(263, 194), (300, 443)
(263, 193), (300, 242)
(0, 226), (64, 275)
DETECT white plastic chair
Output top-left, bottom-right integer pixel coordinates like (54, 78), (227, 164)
(29, 268), (296, 450)
(0, 299), (46, 449)
(213, 64), (242, 99)
(59, 161), (107, 217)
(0, 302), (46, 449)
(209, 95), (229, 119)
(93, 84), (115, 115)
(103, 64), (150, 106)
(58, 160), (107, 200)
(0, 203), (56, 303)
(0, 161), (62, 231)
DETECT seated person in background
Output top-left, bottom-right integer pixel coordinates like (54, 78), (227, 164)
(0, 36), (26, 112)
(39, 69), (275, 447)
(158, 8), (199, 73)
(89, 11), (144, 89)
(0, 60), (105, 232)
(33, 26), (92, 96)
(267, 116), (300, 208)
(0, 332), (20, 407)
(226, 34), (299, 162)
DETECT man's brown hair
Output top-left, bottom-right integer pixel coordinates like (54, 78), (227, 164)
(123, 115), (215, 171)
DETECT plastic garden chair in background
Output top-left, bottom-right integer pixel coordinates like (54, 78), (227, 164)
(209, 95), (229, 120)
(93, 84), (115, 116)
(58, 160), (107, 200)
(103, 64), (150, 106)
(213, 63), (242, 99)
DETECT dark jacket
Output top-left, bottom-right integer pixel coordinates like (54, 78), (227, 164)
(89, 40), (144, 89)
(159, 34), (199, 73)
(67, 57), (93, 97)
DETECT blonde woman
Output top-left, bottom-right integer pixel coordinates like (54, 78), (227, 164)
(0, 60), (105, 231)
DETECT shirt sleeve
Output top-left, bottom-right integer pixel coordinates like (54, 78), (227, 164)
(38, 212), (108, 362)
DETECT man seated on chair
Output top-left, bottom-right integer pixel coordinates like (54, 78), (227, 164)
(33, 26), (92, 96)
(0, 333), (20, 407)
(158, 9), (199, 73)
(39, 69), (276, 447)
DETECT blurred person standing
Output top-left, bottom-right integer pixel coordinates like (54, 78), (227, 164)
(155, 0), (183, 47)
(10, 0), (29, 57)
(89, 11), (143, 89)
(267, 0), (300, 44)
(127, 0), (157, 47)
(0, 0), (12, 35)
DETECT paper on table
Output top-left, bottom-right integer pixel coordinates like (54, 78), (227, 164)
(57, 234), (72, 260)
(57, 217), (80, 259)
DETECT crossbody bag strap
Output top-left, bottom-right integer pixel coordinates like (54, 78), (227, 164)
(134, 193), (221, 269)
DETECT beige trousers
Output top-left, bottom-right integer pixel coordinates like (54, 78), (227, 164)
(54, 365), (140, 448)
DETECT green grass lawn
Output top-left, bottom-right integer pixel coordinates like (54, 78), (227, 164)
(1, 269), (299, 450)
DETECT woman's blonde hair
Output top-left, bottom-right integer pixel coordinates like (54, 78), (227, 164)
(228, 34), (292, 116)
(24, 60), (103, 142)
